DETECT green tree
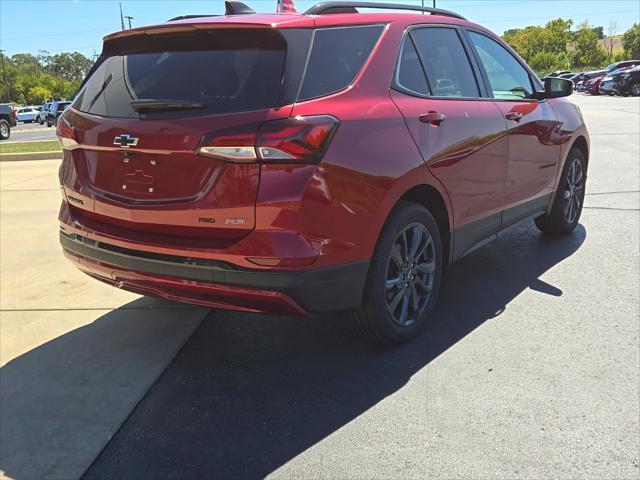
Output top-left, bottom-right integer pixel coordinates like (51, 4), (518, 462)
(10, 53), (41, 76)
(543, 18), (573, 55)
(622, 23), (640, 59)
(0, 51), (92, 104)
(46, 52), (93, 81)
(0, 53), (17, 103)
(529, 52), (570, 76)
(503, 19), (572, 59)
(571, 21), (608, 69)
(27, 85), (52, 104)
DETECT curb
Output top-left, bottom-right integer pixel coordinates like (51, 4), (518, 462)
(0, 151), (62, 162)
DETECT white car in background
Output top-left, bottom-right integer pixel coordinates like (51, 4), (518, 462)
(15, 107), (39, 123)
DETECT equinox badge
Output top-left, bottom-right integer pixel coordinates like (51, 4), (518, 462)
(113, 134), (139, 148)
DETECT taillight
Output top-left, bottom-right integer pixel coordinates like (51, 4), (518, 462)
(197, 115), (339, 164)
(198, 123), (259, 162)
(11, 109), (17, 120)
(56, 115), (79, 150)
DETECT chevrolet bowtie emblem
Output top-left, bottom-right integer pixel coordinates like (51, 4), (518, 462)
(113, 134), (139, 148)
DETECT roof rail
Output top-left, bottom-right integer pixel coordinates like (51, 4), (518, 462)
(168, 14), (219, 21)
(304, 1), (466, 19)
(167, 1), (254, 21)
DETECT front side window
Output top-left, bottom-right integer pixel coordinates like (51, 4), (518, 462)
(410, 27), (480, 98)
(467, 31), (534, 100)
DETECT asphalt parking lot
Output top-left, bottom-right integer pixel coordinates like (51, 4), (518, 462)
(0, 94), (638, 480)
(6, 121), (57, 143)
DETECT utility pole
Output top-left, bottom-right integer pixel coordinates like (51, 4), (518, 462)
(119, 2), (125, 31)
(433, 0), (436, 7)
(125, 16), (134, 29)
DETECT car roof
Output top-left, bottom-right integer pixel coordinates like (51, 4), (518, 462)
(103, 11), (481, 42)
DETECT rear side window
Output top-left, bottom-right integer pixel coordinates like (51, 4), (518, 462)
(396, 38), (430, 96)
(467, 31), (534, 100)
(410, 27), (480, 98)
(75, 29), (299, 119)
(298, 25), (384, 101)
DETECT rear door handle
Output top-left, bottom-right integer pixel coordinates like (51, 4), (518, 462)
(505, 111), (524, 122)
(419, 111), (446, 126)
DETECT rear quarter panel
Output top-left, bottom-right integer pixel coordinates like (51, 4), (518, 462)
(256, 22), (453, 268)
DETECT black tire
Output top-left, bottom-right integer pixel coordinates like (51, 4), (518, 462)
(350, 201), (443, 344)
(631, 81), (640, 97)
(534, 147), (586, 235)
(46, 119), (52, 127)
(37, 117), (43, 125)
(0, 119), (10, 140)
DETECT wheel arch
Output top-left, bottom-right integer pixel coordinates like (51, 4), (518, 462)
(397, 184), (452, 265)
(571, 135), (589, 168)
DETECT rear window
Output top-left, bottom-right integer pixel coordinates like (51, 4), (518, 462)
(297, 25), (384, 101)
(74, 26), (383, 118)
(75, 29), (309, 119)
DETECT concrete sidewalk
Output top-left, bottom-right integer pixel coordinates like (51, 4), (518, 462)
(0, 160), (208, 480)
(0, 151), (62, 162)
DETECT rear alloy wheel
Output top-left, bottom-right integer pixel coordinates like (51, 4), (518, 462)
(535, 147), (586, 235)
(631, 81), (640, 97)
(350, 201), (443, 343)
(385, 223), (436, 328)
(562, 157), (584, 224)
(0, 120), (10, 140)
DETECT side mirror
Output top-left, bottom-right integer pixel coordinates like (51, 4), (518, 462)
(542, 77), (573, 98)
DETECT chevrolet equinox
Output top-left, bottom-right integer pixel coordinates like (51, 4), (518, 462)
(58, 1), (589, 343)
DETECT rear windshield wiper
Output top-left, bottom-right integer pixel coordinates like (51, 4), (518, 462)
(87, 73), (113, 110)
(129, 99), (207, 113)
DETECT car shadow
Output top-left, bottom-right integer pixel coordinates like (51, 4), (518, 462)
(0, 297), (205, 480)
(76, 222), (586, 479)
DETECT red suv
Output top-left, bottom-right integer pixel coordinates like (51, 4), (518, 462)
(58, 1), (589, 343)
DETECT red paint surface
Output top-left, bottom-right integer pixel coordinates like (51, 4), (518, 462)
(59, 12), (589, 313)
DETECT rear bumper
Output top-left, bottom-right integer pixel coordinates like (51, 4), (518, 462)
(60, 231), (369, 315)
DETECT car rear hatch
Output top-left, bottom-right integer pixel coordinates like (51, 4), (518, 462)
(59, 25), (311, 241)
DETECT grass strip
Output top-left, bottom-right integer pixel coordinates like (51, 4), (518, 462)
(0, 140), (61, 154)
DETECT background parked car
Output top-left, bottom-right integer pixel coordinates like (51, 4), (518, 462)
(569, 72), (586, 86)
(585, 75), (605, 95)
(603, 60), (640, 74)
(616, 65), (640, 96)
(36, 103), (51, 124)
(599, 67), (634, 95)
(0, 103), (18, 140)
(45, 101), (71, 127)
(542, 69), (570, 79)
(575, 70), (606, 92)
(16, 106), (40, 123)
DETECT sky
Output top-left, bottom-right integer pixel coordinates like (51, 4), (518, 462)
(1, 0), (639, 58)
